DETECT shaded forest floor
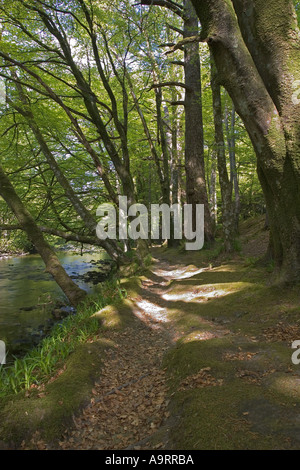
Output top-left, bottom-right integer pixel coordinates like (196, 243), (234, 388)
(2, 215), (300, 450)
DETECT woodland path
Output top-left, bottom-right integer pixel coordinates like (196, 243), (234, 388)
(54, 259), (186, 450)
(35, 256), (228, 450)
(17, 218), (300, 451)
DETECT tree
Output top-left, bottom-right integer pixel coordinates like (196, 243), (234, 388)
(210, 57), (236, 252)
(0, 0), (150, 261)
(191, 0), (300, 282)
(0, 163), (87, 306)
(141, 0), (214, 242)
(225, 102), (240, 232)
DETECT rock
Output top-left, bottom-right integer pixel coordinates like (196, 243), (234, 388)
(234, 310), (249, 318)
(54, 300), (67, 308)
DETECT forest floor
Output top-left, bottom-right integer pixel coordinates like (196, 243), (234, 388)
(2, 215), (300, 450)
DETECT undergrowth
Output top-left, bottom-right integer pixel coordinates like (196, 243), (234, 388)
(0, 278), (127, 397)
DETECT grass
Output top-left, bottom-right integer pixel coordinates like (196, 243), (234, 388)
(0, 278), (127, 397)
(0, 276), (130, 446)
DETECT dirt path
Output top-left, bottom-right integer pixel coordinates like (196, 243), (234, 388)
(18, 242), (300, 450)
(15, 218), (300, 450)
(40, 258), (187, 450)
(45, 256), (234, 451)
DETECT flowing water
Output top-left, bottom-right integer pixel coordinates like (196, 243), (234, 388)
(0, 250), (110, 358)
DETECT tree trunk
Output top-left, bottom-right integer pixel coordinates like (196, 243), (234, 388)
(225, 103), (240, 232)
(0, 164), (87, 306)
(183, 0), (214, 242)
(210, 57), (236, 252)
(209, 150), (217, 229)
(191, 0), (300, 282)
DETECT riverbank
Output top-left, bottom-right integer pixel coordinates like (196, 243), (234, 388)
(1, 216), (300, 450)
(0, 249), (113, 358)
(0, 276), (128, 448)
(0, 250), (27, 260)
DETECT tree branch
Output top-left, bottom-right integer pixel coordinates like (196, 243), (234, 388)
(165, 35), (202, 54)
(139, 0), (183, 17)
(149, 81), (191, 91)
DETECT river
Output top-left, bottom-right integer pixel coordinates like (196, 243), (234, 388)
(0, 250), (111, 358)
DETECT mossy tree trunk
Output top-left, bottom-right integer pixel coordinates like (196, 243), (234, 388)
(225, 103), (240, 233)
(0, 164), (87, 306)
(191, 0), (300, 282)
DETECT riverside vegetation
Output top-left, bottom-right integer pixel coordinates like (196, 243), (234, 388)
(1, 216), (300, 450)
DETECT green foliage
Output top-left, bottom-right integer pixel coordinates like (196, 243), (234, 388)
(0, 0), (265, 257)
(0, 278), (126, 397)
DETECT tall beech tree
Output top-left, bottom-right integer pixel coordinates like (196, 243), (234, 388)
(191, 0), (300, 282)
(141, 0), (214, 242)
(8, 74), (126, 263)
(182, 0), (214, 240)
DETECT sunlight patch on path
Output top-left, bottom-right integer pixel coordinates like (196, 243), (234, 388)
(153, 266), (205, 280)
(135, 299), (169, 325)
(161, 288), (228, 303)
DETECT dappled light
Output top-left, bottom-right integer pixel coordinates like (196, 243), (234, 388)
(161, 286), (228, 302)
(154, 266), (206, 280)
(135, 299), (169, 325)
(271, 376), (300, 399)
(180, 330), (221, 343)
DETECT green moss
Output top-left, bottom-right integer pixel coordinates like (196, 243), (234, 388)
(162, 336), (300, 449)
(166, 382), (285, 450)
(92, 298), (137, 330)
(0, 340), (110, 446)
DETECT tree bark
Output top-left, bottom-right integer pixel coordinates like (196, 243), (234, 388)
(0, 164), (87, 306)
(210, 57), (236, 252)
(141, 0), (214, 243)
(183, 0), (214, 242)
(209, 149), (217, 229)
(225, 103), (240, 232)
(191, 0), (300, 282)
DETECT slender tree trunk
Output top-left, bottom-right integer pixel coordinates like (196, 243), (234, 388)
(210, 57), (236, 252)
(0, 164), (87, 306)
(209, 149), (218, 229)
(171, 89), (180, 207)
(225, 103), (240, 232)
(183, 0), (214, 242)
(155, 87), (171, 206)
